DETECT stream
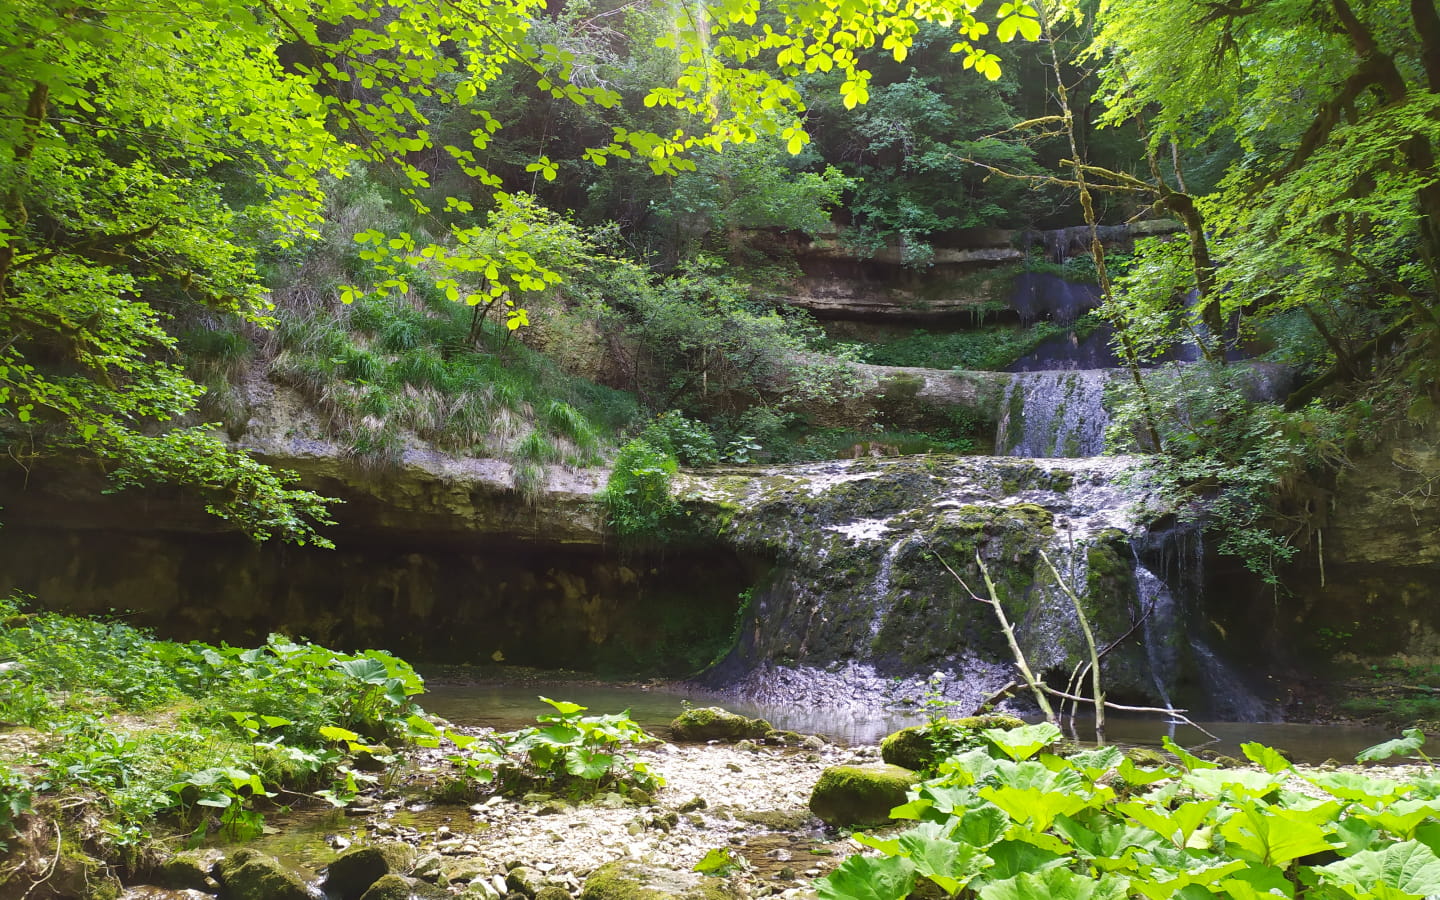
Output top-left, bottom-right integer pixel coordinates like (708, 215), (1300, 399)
(418, 679), (1399, 765)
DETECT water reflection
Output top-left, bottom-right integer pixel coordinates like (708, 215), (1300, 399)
(419, 681), (1398, 764)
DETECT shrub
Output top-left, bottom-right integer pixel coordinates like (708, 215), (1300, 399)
(599, 438), (680, 535)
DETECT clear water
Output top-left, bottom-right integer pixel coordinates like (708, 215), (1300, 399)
(418, 680), (1398, 764)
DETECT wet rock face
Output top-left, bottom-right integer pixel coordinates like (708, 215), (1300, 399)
(683, 455), (1169, 706)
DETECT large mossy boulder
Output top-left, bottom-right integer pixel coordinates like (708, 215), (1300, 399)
(215, 849), (310, 900)
(880, 714), (1026, 771)
(669, 706), (772, 742)
(323, 843), (418, 900)
(808, 763), (919, 827)
(581, 860), (731, 900)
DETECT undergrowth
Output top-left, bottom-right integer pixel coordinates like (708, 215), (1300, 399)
(0, 593), (433, 859)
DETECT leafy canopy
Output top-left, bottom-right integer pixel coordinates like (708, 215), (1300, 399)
(0, 0), (1038, 539)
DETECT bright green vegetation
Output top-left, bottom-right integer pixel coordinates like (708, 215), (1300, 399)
(0, 593), (430, 855)
(0, 594), (670, 872)
(446, 697), (663, 799)
(843, 316), (1103, 371)
(0, 0), (1044, 540)
(819, 722), (1440, 900)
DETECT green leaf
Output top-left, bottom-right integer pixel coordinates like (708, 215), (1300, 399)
(1319, 840), (1440, 898)
(979, 868), (1128, 900)
(816, 855), (916, 900)
(1240, 742), (1292, 774)
(1358, 729), (1427, 763)
(319, 725), (361, 743)
(539, 696), (586, 716)
(1218, 801), (1337, 866)
(694, 847), (739, 874)
(983, 723), (1062, 761)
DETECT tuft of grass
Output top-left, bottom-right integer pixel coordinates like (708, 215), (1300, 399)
(393, 348), (449, 390)
(379, 315), (428, 353)
(543, 401), (600, 456)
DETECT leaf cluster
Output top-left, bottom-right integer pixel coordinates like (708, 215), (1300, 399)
(820, 723), (1440, 900)
(447, 697), (663, 799)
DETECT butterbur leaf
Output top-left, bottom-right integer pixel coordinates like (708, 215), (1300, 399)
(337, 657), (389, 684)
(694, 847), (739, 874)
(953, 804), (1009, 848)
(1162, 736), (1217, 771)
(816, 855), (916, 900)
(983, 723), (1062, 761)
(565, 748), (613, 780)
(1358, 729), (1427, 764)
(984, 839), (1066, 879)
(979, 868), (1128, 900)
(1319, 840), (1440, 897)
(1241, 742), (1293, 774)
(319, 725), (361, 743)
(1117, 758), (1171, 785)
(1218, 802), (1336, 866)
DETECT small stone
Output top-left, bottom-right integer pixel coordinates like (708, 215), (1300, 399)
(801, 735), (826, 751)
(678, 796), (707, 812)
(507, 865), (543, 897)
(725, 762), (743, 773)
(735, 739), (758, 752)
(412, 852), (444, 882)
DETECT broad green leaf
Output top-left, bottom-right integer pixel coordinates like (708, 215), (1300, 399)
(1241, 742), (1293, 774)
(337, 657), (389, 684)
(953, 804), (1009, 848)
(538, 696), (585, 716)
(980, 785), (1095, 831)
(1357, 729), (1427, 764)
(319, 725), (360, 742)
(1162, 736), (1217, 771)
(984, 839), (1066, 879)
(1319, 840), (1440, 898)
(1307, 771), (1407, 804)
(979, 868), (1128, 900)
(1218, 801), (1337, 866)
(1118, 758), (1173, 786)
(983, 723), (1063, 761)
(694, 847), (739, 874)
(816, 855), (916, 900)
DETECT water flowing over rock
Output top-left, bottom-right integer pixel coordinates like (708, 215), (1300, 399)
(995, 370), (1115, 458)
(682, 455), (1229, 713)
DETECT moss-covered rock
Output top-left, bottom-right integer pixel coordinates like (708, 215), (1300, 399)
(323, 844), (417, 900)
(154, 848), (223, 892)
(808, 764), (919, 827)
(880, 715), (1026, 771)
(580, 859), (732, 899)
(669, 707), (772, 742)
(534, 889), (571, 900)
(215, 849), (310, 900)
(358, 873), (450, 900)
(1123, 747), (1171, 768)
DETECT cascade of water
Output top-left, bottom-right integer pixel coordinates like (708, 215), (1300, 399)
(1133, 561), (1178, 711)
(996, 371), (1111, 458)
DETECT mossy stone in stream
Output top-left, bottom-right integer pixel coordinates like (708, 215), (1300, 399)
(881, 714), (1027, 771)
(323, 843), (417, 900)
(669, 707), (772, 742)
(581, 859), (732, 899)
(808, 764), (919, 827)
(215, 848), (310, 900)
(155, 848), (223, 892)
(360, 873), (451, 900)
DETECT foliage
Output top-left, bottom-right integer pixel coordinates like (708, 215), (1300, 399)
(447, 697), (662, 798)
(843, 316), (1103, 371)
(819, 724), (1440, 900)
(0, 761), (31, 851)
(599, 439), (682, 537)
(1108, 362), (1348, 582)
(0, 593), (432, 852)
(640, 412), (721, 468)
(0, 0), (1039, 536)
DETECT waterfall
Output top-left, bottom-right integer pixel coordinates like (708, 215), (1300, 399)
(995, 370), (1112, 458)
(1133, 562), (1178, 711)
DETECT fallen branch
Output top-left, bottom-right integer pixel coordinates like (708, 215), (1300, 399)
(1036, 686), (1221, 742)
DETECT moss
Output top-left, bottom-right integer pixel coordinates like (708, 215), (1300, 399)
(581, 860), (732, 900)
(881, 715), (1027, 771)
(1124, 747), (1170, 768)
(669, 707), (772, 742)
(216, 849), (310, 900)
(808, 764), (919, 827)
